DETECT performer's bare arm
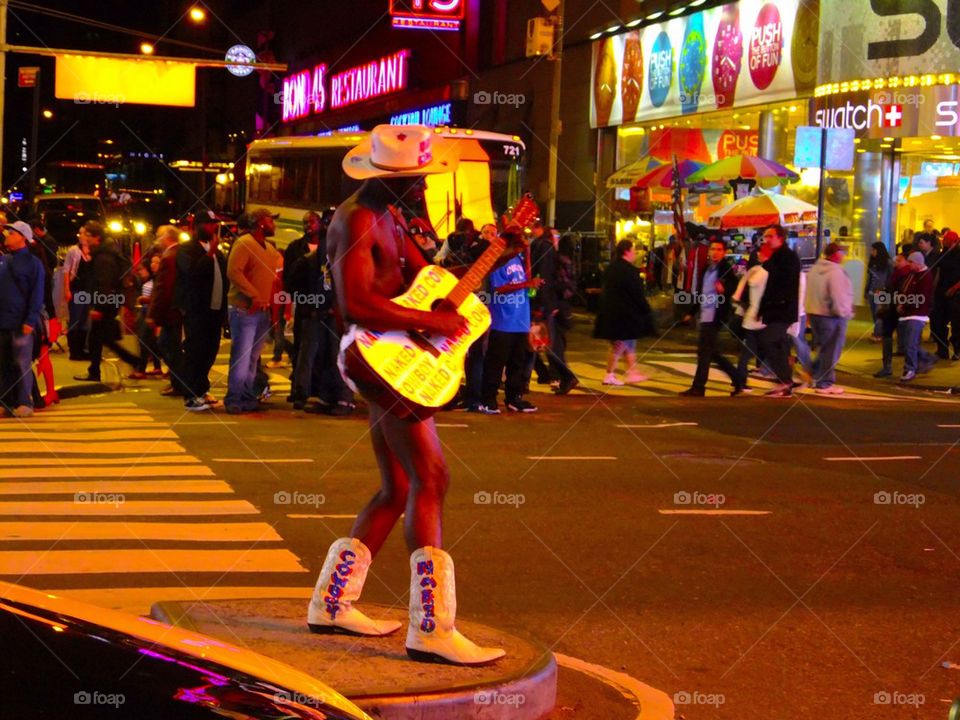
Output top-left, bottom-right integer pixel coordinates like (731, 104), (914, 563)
(337, 206), (465, 336)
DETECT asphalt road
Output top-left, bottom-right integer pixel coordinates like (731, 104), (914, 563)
(3, 323), (960, 719)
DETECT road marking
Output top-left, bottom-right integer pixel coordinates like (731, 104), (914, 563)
(617, 422), (698, 428)
(0, 455), (202, 467)
(938, 424), (960, 428)
(0, 429), (177, 441)
(19, 409), (154, 417)
(0, 441), (187, 454)
(0, 480), (233, 495)
(169, 421), (239, 426)
(824, 456), (922, 462)
(39, 402), (139, 409)
(658, 509), (772, 516)
(0, 421), (172, 430)
(0, 521), (283, 542)
(0, 500), (258, 516)
(286, 514), (357, 519)
(526, 456), (617, 460)
(53, 586), (313, 615)
(436, 423), (469, 428)
(212, 458), (315, 463)
(555, 653), (674, 720)
(0, 548), (307, 575)
(0, 465), (213, 479)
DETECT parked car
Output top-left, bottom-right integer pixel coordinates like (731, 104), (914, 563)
(29, 193), (106, 246)
(0, 581), (371, 720)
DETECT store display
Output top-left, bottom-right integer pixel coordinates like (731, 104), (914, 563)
(621, 32), (644, 122)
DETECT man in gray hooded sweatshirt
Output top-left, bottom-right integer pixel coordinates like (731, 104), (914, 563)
(805, 242), (854, 394)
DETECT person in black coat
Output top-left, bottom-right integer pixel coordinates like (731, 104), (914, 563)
(283, 210), (324, 371)
(594, 239), (653, 385)
(679, 240), (745, 396)
(176, 219), (228, 411)
(757, 224), (801, 396)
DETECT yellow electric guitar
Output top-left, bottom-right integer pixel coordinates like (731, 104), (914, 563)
(344, 194), (539, 419)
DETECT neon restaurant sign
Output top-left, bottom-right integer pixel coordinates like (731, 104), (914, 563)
(390, 0), (464, 31)
(282, 49), (411, 123)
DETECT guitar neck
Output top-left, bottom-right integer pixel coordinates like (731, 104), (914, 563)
(445, 238), (507, 308)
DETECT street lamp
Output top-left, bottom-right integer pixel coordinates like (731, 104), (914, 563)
(41, 109), (52, 119)
(140, 42), (154, 55)
(189, 6), (206, 22)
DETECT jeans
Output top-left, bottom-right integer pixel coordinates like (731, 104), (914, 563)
(809, 315), (847, 388)
(0, 330), (35, 409)
(899, 319), (937, 374)
(692, 321), (742, 390)
(867, 294), (883, 338)
(225, 307), (271, 410)
(791, 315), (813, 374)
(292, 312), (351, 404)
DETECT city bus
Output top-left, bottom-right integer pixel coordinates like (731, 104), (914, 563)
(244, 127), (526, 248)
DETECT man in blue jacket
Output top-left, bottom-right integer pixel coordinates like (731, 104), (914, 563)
(0, 221), (45, 417)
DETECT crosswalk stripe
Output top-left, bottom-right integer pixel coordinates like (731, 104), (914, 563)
(0, 548), (307, 575)
(50, 586), (313, 615)
(0, 422), (172, 430)
(0, 441), (187, 454)
(18, 409), (155, 417)
(0, 521), (283, 542)
(0, 466), (212, 479)
(40, 402), (140, 409)
(0, 430), (178, 441)
(0, 480), (234, 495)
(0, 500), (258, 516)
(0, 455), (202, 467)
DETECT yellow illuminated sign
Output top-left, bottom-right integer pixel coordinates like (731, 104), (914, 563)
(55, 54), (196, 107)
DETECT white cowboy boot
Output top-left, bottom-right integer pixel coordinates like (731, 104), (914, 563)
(307, 537), (401, 636)
(405, 546), (505, 665)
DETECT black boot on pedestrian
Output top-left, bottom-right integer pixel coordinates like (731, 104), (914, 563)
(679, 387), (705, 397)
(554, 377), (580, 395)
(72, 374), (101, 382)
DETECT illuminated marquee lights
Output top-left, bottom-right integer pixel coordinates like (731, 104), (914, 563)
(281, 51), (410, 123)
(816, 73), (959, 98)
(390, 0), (463, 32)
(390, 102), (452, 127)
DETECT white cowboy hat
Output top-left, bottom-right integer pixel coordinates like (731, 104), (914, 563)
(343, 124), (459, 180)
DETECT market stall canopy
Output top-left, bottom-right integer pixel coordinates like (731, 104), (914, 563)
(708, 190), (817, 229)
(606, 156), (663, 188)
(633, 159), (706, 189)
(686, 155), (799, 189)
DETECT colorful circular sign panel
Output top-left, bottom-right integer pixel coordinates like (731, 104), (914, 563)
(712, 4), (743, 109)
(679, 15), (707, 114)
(225, 44), (256, 77)
(621, 32), (643, 122)
(749, 3), (783, 90)
(648, 31), (673, 108)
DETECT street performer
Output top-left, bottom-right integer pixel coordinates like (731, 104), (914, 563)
(307, 125), (505, 666)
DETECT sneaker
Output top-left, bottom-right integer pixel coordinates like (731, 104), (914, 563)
(160, 385), (181, 396)
(476, 404), (501, 415)
(873, 368), (892, 378)
(127, 371), (147, 380)
(625, 372), (649, 383)
(900, 371), (916, 382)
(730, 386), (748, 397)
(203, 394), (220, 406)
(679, 387), (705, 397)
(506, 398), (538, 413)
(602, 373), (624, 386)
(258, 385), (273, 401)
(305, 400), (332, 414)
(11, 405), (33, 418)
(815, 385), (845, 395)
(328, 401), (355, 417)
(184, 397), (210, 412)
(765, 385), (794, 398)
(554, 377), (580, 395)
(73, 374), (101, 382)
(465, 403), (483, 413)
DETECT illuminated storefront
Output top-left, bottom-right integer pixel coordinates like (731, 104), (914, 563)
(814, 0), (960, 252)
(590, 0), (818, 248)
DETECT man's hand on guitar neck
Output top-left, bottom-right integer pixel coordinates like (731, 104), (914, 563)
(495, 278), (543, 294)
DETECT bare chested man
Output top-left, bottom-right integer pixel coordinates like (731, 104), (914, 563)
(306, 125), (505, 666)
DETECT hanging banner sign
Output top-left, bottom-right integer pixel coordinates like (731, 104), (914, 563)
(590, 0), (818, 128)
(814, 85), (960, 138)
(55, 55), (196, 107)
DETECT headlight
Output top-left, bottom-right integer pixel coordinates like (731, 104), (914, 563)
(133, 221), (147, 235)
(179, 232), (191, 243)
(108, 220), (123, 233)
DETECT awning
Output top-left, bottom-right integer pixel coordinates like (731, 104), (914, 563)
(606, 156), (663, 188)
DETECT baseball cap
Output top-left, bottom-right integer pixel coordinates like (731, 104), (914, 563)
(824, 242), (846, 256)
(907, 251), (926, 267)
(4, 220), (33, 241)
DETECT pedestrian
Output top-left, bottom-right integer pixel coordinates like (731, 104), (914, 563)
(865, 242), (893, 342)
(530, 226), (578, 395)
(224, 207), (282, 414)
(757, 224), (801, 398)
(897, 251), (937, 382)
(63, 225), (91, 360)
(27, 219), (60, 406)
(283, 210), (324, 376)
(805, 242), (854, 394)
(72, 221), (140, 383)
(436, 217), (479, 268)
(552, 233), (580, 395)
(733, 241), (773, 390)
(0, 221), (45, 417)
(677, 234), (709, 323)
(479, 231), (542, 414)
(129, 256), (163, 379)
(931, 230), (960, 360)
(176, 214), (228, 411)
(874, 252), (911, 378)
(679, 239), (743, 397)
(146, 225), (186, 396)
(594, 239), (652, 385)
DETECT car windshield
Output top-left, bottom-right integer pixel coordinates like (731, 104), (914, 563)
(36, 199), (104, 217)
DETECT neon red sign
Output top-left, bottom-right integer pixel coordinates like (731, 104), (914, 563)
(281, 50), (409, 123)
(390, 0), (463, 31)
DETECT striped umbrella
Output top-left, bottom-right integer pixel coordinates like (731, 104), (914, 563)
(606, 156), (664, 188)
(633, 159), (706, 188)
(708, 189), (818, 229)
(686, 155), (799, 188)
